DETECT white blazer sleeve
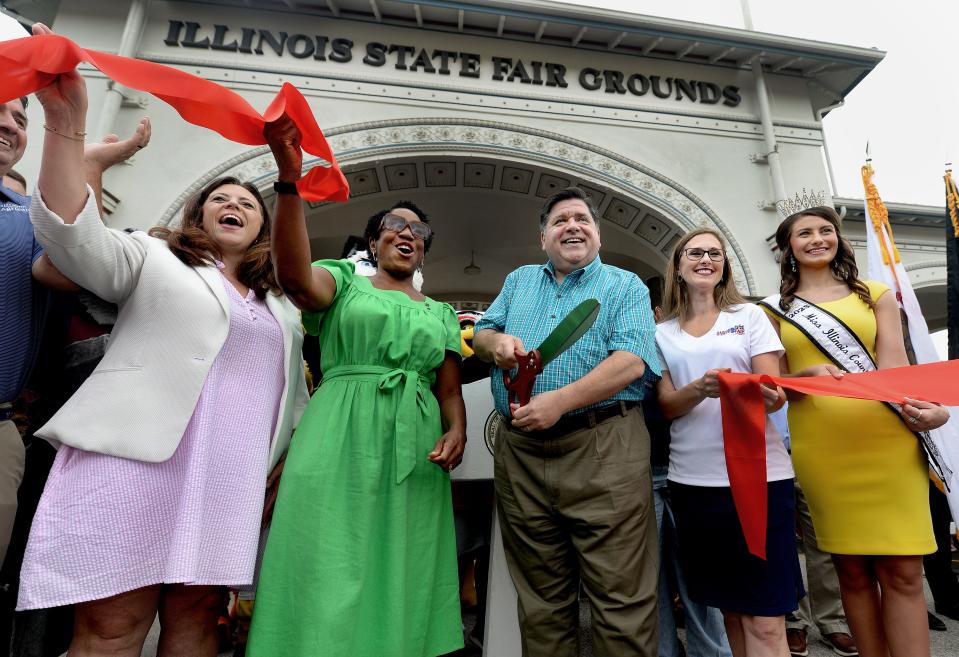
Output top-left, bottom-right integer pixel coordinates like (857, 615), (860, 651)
(30, 186), (149, 304)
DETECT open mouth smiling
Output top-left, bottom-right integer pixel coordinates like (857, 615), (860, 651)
(0, 136), (13, 149)
(218, 213), (244, 228)
(395, 242), (414, 256)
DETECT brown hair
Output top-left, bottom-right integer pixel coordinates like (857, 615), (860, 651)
(149, 177), (278, 299)
(539, 186), (600, 231)
(662, 228), (745, 322)
(774, 206), (872, 311)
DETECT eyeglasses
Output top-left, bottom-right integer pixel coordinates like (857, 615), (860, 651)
(682, 248), (725, 262)
(380, 213), (432, 241)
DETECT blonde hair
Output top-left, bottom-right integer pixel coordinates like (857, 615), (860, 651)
(662, 228), (745, 321)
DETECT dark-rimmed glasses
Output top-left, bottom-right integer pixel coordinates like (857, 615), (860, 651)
(682, 247), (725, 262)
(379, 213), (432, 241)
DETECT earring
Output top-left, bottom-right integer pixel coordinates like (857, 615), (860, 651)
(790, 255), (797, 273)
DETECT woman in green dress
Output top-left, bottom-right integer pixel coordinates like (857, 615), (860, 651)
(249, 119), (467, 656)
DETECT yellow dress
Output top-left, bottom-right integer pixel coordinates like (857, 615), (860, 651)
(766, 281), (934, 555)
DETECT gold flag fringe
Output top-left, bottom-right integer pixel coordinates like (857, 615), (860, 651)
(946, 169), (959, 239)
(861, 163), (901, 266)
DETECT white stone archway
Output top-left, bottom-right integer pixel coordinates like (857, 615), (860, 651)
(161, 118), (758, 294)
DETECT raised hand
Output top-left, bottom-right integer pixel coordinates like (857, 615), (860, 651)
(263, 115), (303, 182)
(84, 117), (151, 173)
(31, 23), (88, 127)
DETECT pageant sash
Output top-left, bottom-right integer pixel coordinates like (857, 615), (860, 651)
(719, 358), (959, 559)
(759, 295), (872, 373)
(0, 34), (349, 202)
(760, 294), (952, 487)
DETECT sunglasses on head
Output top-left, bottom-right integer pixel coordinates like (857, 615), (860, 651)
(379, 213), (432, 241)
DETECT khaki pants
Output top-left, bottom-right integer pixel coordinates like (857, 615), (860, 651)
(0, 418), (25, 568)
(494, 407), (658, 657)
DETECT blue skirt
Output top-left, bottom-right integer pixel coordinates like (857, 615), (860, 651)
(668, 478), (805, 616)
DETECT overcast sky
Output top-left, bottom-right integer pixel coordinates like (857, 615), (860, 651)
(556, 0), (958, 207)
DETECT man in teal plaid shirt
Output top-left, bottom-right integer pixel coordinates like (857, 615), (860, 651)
(474, 186), (661, 657)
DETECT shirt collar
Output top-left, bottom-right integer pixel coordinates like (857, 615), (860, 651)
(0, 183), (28, 206)
(542, 255), (603, 282)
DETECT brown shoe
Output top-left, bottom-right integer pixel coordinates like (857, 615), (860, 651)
(822, 632), (859, 656)
(786, 628), (808, 657)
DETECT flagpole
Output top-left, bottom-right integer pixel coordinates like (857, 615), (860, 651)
(946, 162), (959, 360)
(860, 158), (959, 524)
(861, 154), (903, 298)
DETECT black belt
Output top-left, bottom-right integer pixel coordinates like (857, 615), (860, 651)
(506, 400), (637, 440)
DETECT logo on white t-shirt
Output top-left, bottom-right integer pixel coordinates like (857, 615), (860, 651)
(715, 324), (745, 336)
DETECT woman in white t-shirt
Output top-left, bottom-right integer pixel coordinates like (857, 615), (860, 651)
(655, 228), (801, 657)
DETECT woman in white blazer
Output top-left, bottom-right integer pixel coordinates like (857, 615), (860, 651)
(15, 51), (308, 657)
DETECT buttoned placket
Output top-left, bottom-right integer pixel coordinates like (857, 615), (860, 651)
(216, 260), (258, 321)
(542, 263), (591, 325)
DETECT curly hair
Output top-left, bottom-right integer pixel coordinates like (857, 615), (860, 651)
(148, 177), (278, 299)
(363, 200), (434, 259)
(774, 206), (872, 311)
(661, 228), (745, 322)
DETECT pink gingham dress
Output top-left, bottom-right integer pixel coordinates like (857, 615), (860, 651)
(17, 275), (285, 609)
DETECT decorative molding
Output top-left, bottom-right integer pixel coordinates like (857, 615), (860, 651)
(162, 118), (757, 293)
(905, 258), (947, 272)
(848, 239), (946, 255)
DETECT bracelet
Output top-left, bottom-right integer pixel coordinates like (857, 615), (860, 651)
(43, 124), (87, 142)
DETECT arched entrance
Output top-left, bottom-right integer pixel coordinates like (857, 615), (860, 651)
(162, 119), (757, 297)
(160, 119), (765, 656)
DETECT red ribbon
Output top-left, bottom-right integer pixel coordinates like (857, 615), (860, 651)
(719, 360), (959, 559)
(0, 34), (349, 202)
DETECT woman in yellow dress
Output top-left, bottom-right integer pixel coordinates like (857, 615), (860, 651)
(765, 206), (949, 657)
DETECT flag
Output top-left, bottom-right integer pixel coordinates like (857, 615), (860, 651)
(946, 167), (959, 360)
(861, 162), (959, 522)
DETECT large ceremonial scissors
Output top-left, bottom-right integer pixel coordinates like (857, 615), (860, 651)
(502, 299), (600, 407)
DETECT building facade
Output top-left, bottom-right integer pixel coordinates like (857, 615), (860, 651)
(9, 0), (945, 322)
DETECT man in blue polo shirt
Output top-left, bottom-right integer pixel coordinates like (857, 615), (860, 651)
(474, 186), (661, 657)
(0, 95), (40, 569)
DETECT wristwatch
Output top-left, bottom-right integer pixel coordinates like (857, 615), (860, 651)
(273, 180), (299, 196)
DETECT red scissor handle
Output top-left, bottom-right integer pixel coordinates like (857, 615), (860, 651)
(502, 349), (543, 408)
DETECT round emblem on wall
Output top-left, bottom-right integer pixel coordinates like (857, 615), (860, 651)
(484, 410), (501, 456)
